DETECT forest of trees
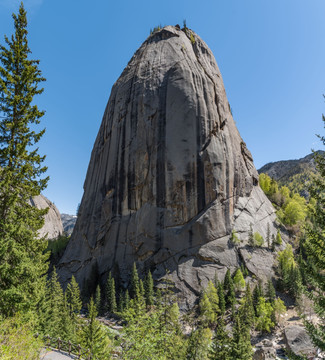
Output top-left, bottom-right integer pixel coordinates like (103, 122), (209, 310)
(0, 3), (324, 360)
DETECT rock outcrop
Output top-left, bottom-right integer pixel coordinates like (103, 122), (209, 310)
(58, 26), (281, 307)
(30, 195), (64, 240)
(284, 325), (317, 359)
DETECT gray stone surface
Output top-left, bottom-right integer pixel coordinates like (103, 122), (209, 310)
(253, 346), (277, 360)
(30, 194), (64, 240)
(284, 325), (317, 358)
(58, 26), (281, 308)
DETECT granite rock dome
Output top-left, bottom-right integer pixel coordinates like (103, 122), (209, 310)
(58, 26), (280, 308)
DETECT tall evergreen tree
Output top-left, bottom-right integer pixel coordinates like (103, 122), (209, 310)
(224, 269), (235, 308)
(209, 316), (231, 360)
(130, 262), (140, 299)
(266, 223), (271, 249)
(104, 272), (116, 314)
(0, 2), (48, 317)
(231, 315), (253, 360)
(144, 270), (154, 306)
(266, 279), (276, 304)
(300, 127), (325, 350)
(66, 275), (82, 319)
(238, 283), (255, 329)
(81, 297), (111, 360)
(217, 281), (226, 316)
(38, 268), (65, 338)
(95, 284), (102, 315)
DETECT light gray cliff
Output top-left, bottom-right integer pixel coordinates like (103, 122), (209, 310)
(58, 26), (282, 307)
(30, 194), (64, 240)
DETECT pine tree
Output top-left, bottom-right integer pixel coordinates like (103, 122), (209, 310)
(104, 272), (116, 314)
(0, 2), (49, 317)
(248, 224), (254, 246)
(253, 280), (264, 313)
(231, 315), (253, 360)
(238, 282), (255, 329)
(299, 119), (325, 350)
(144, 270), (154, 306)
(130, 263), (140, 299)
(266, 223), (271, 249)
(95, 284), (102, 315)
(81, 297), (111, 360)
(66, 275), (82, 319)
(266, 279), (276, 304)
(39, 268), (65, 338)
(217, 281), (226, 316)
(233, 268), (246, 292)
(276, 229), (282, 245)
(199, 292), (215, 326)
(186, 326), (212, 360)
(209, 316), (231, 360)
(271, 234), (276, 251)
(224, 269), (235, 308)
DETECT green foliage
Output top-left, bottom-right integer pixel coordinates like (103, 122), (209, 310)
(300, 148), (325, 353)
(224, 269), (236, 308)
(144, 270), (154, 307)
(190, 32), (195, 45)
(209, 317), (231, 360)
(216, 281), (226, 315)
(130, 263), (140, 300)
(266, 223), (271, 248)
(266, 279), (276, 304)
(230, 229), (240, 245)
(0, 314), (43, 360)
(233, 268), (246, 292)
(272, 297), (286, 324)
(231, 315), (253, 360)
(253, 231), (264, 247)
(255, 297), (274, 332)
(238, 283), (255, 329)
(46, 235), (70, 263)
(0, 3), (49, 317)
(105, 272), (117, 314)
(199, 293), (214, 326)
(121, 290), (186, 360)
(95, 284), (102, 315)
(248, 224), (254, 246)
(38, 267), (65, 338)
(276, 229), (282, 245)
(81, 297), (111, 360)
(66, 275), (82, 321)
(259, 173), (308, 230)
(186, 327), (212, 360)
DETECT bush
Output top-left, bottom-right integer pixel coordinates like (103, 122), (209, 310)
(254, 232), (264, 247)
(0, 315), (43, 360)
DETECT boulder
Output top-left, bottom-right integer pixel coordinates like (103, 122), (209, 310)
(284, 325), (317, 359)
(58, 26), (281, 307)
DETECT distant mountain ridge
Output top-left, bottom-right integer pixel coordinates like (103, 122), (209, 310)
(258, 151), (324, 198)
(258, 151), (324, 181)
(61, 213), (77, 236)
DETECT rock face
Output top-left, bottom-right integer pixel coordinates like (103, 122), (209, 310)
(30, 195), (64, 240)
(284, 325), (317, 359)
(58, 26), (280, 307)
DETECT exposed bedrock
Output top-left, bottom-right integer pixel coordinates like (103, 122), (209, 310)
(58, 26), (282, 308)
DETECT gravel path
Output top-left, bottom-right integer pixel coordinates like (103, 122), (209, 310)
(40, 349), (77, 360)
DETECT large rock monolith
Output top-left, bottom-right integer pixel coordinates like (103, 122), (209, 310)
(58, 26), (280, 308)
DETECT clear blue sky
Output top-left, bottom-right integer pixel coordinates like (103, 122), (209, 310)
(0, 0), (324, 215)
